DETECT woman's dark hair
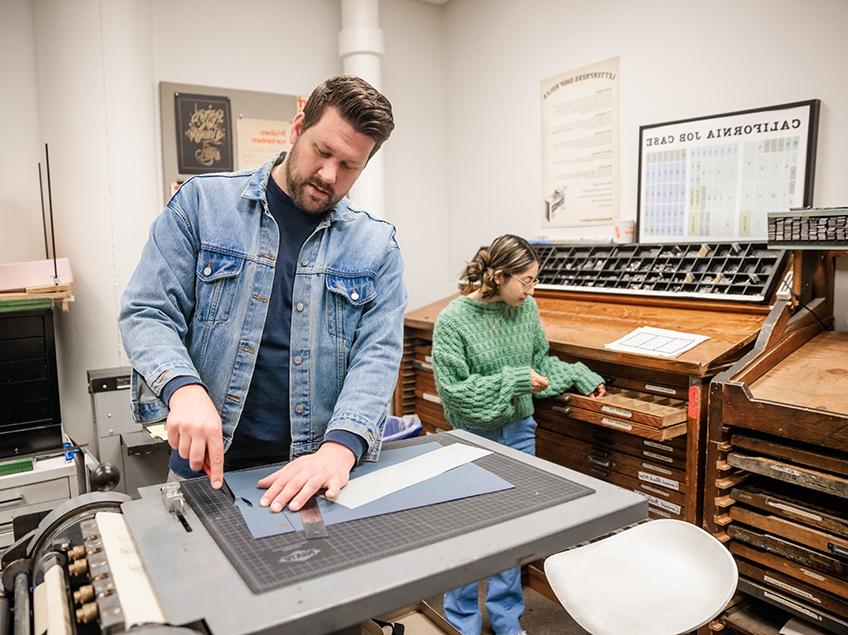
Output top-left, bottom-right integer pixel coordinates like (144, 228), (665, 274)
(460, 234), (539, 298)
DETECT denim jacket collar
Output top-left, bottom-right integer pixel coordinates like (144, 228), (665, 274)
(240, 154), (355, 224)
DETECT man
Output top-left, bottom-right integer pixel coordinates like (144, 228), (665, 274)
(119, 75), (405, 514)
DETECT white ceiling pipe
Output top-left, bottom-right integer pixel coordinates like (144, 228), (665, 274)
(339, 0), (386, 219)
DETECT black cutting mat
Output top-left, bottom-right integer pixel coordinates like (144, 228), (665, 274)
(181, 434), (593, 594)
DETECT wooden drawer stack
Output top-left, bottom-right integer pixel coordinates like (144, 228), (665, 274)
(536, 380), (690, 521)
(707, 321), (848, 633)
(398, 290), (773, 530)
(410, 343), (451, 433)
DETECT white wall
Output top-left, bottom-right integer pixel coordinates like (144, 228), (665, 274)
(441, 0), (848, 314)
(0, 0), (43, 263)
(381, 0), (451, 308)
(28, 0), (160, 447)
(3, 0), (444, 445)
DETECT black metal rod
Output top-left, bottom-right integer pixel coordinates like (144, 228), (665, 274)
(37, 163), (49, 260)
(44, 143), (58, 283)
(12, 573), (29, 635)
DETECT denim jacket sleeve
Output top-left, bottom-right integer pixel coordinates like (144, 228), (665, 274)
(118, 198), (201, 422)
(324, 235), (408, 460)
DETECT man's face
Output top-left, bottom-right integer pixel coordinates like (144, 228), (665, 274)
(280, 107), (375, 214)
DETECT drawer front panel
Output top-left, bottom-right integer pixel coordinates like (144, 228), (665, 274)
(565, 386), (687, 428)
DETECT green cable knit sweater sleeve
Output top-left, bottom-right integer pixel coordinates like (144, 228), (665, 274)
(432, 312), (532, 430)
(529, 300), (604, 398)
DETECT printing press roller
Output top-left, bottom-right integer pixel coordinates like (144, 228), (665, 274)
(0, 491), (191, 635)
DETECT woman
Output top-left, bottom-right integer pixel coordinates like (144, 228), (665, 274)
(432, 234), (605, 635)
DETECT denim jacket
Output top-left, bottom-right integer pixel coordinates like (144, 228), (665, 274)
(118, 158), (407, 462)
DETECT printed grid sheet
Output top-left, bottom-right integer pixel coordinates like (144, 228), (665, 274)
(181, 435), (593, 594)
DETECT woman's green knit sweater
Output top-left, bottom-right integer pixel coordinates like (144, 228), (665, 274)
(432, 295), (604, 431)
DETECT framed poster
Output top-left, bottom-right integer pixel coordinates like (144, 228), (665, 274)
(541, 57), (620, 228)
(174, 92), (234, 174)
(637, 100), (819, 243)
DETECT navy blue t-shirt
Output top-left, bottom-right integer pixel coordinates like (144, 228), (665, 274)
(167, 173), (366, 476)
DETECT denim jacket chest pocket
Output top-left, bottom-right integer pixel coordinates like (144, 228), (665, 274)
(195, 248), (245, 322)
(325, 272), (377, 342)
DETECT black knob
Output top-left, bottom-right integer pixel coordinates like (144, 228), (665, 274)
(90, 463), (121, 492)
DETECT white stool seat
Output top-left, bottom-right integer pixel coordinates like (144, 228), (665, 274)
(544, 519), (738, 635)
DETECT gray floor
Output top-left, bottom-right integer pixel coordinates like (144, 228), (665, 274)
(426, 585), (589, 634)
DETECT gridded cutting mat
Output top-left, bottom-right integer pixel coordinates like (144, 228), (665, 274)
(180, 434), (593, 594)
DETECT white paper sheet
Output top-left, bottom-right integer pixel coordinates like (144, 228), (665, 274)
(605, 325), (709, 359)
(331, 444), (492, 509)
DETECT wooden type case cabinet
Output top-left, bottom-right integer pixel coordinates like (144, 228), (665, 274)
(396, 286), (781, 529)
(707, 296), (848, 634)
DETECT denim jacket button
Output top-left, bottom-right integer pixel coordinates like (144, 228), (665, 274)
(350, 291), (360, 301)
(203, 266), (212, 276)
(295, 404), (304, 414)
(294, 355), (302, 365)
(300, 258), (309, 266)
(296, 302), (304, 312)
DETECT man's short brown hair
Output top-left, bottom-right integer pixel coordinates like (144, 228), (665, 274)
(301, 75), (394, 159)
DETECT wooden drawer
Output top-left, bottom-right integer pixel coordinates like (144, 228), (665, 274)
(730, 506), (848, 562)
(728, 452), (848, 499)
(728, 525), (847, 587)
(537, 428), (687, 493)
(737, 576), (848, 634)
(737, 559), (848, 620)
(565, 405), (686, 441)
(535, 410), (688, 469)
(730, 481), (848, 539)
(414, 398), (451, 433)
(414, 370), (436, 392)
(731, 432), (848, 478)
(608, 375), (688, 400)
(0, 476), (70, 524)
(564, 386), (688, 429)
(730, 541), (848, 606)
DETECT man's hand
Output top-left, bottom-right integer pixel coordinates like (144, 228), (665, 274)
(590, 383), (607, 398)
(167, 384), (224, 489)
(257, 442), (356, 512)
(530, 369), (550, 393)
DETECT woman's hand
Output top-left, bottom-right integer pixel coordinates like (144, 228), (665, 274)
(530, 369), (550, 393)
(590, 383), (606, 398)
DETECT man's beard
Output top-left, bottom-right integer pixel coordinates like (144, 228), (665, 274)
(284, 144), (342, 214)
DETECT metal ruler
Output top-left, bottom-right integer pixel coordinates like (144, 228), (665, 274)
(299, 496), (327, 539)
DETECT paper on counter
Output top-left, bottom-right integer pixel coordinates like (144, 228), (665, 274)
(332, 443), (491, 509)
(225, 442), (513, 539)
(605, 325), (709, 359)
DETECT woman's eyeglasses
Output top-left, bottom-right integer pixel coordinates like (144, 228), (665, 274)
(506, 272), (539, 291)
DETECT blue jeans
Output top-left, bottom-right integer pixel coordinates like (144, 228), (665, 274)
(444, 416), (537, 635)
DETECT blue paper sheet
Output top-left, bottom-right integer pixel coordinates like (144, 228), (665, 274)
(224, 442), (514, 539)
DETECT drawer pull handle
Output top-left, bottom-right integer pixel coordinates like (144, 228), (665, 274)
(645, 384), (676, 396)
(552, 406), (572, 416)
(588, 456), (612, 469)
(830, 543), (848, 563)
(601, 417), (632, 431)
(601, 405), (633, 419)
(0, 496), (24, 508)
